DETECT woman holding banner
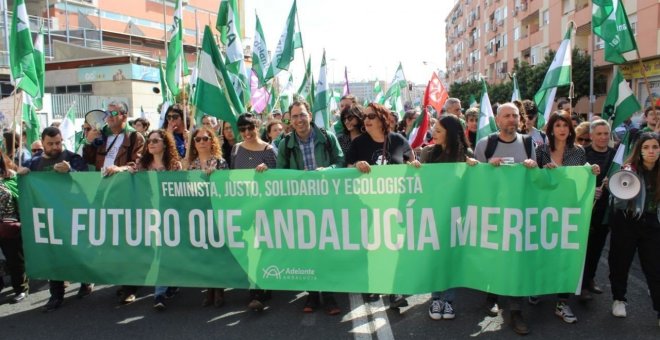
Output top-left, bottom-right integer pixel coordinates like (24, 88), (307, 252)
(133, 129), (183, 311)
(608, 132), (660, 326)
(534, 112), (600, 324)
(230, 113), (277, 312)
(419, 115), (477, 320)
(347, 102), (418, 309)
(185, 127), (228, 308)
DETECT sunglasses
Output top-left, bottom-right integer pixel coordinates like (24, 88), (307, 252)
(32, 148), (43, 153)
(282, 119), (290, 125)
(194, 136), (211, 143)
(238, 125), (256, 133)
(106, 110), (123, 117)
(344, 115), (357, 122)
(147, 138), (163, 144)
(166, 114), (181, 120)
(577, 137), (592, 143)
(83, 127), (91, 132)
(364, 113), (378, 120)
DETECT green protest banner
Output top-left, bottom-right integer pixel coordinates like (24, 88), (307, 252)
(18, 163), (595, 296)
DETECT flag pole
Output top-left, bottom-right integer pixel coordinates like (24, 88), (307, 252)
(568, 21), (576, 112)
(589, 20), (595, 120)
(633, 49), (658, 126)
(294, 1), (308, 74)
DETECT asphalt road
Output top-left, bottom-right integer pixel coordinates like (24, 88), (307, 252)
(1, 250), (659, 339)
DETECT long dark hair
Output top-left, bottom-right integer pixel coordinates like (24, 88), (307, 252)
(340, 105), (364, 135)
(546, 112), (576, 151)
(139, 130), (180, 170)
(625, 132), (660, 203)
(0, 150), (16, 177)
(428, 115), (470, 163)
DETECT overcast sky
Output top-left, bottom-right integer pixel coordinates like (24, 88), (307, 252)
(244, 0), (456, 85)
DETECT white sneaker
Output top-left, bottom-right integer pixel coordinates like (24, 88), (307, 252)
(612, 300), (627, 317)
(428, 299), (443, 320)
(555, 302), (578, 323)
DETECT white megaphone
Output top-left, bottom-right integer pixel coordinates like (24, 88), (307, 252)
(609, 170), (642, 200)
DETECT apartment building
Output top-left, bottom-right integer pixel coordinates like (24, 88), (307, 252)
(445, 0), (660, 112)
(0, 0), (240, 122)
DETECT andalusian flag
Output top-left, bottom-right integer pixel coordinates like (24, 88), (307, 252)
(534, 23), (573, 128)
(165, 0), (189, 96)
(217, 0), (249, 105)
(312, 51), (330, 129)
(602, 68), (641, 129)
(251, 13), (270, 87)
(511, 73), (521, 102)
(476, 78), (497, 142)
(593, 0), (637, 64)
(265, 0), (303, 81)
(59, 103), (77, 151)
(296, 56), (314, 106)
(193, 26), (245, 134)
(10, 0), (39, 97)
(21, 95), (40, 147)
(33, 26), (45, 110)
(373, 81), (383, 104)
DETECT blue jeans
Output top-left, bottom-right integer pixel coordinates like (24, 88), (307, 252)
(431, 288), (456, 302)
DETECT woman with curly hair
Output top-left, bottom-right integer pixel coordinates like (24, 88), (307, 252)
(185, 127), (228, 307)
(132, 129), (182, 311)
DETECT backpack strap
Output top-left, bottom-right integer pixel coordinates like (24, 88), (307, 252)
(484, 133), (500, 160)
(522, 135), (533, 159)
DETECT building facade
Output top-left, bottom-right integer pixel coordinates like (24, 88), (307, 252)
(445, 0), (660, 113)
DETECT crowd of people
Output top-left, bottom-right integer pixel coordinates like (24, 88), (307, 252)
(0, 96), (659, 336)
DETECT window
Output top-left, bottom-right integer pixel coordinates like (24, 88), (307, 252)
(502, 6), (508, 19)
(542, 10), (550, 25)
(502, 33), (508, 46)
(629, 14), (637, 36)
(514, 26), (520, 40)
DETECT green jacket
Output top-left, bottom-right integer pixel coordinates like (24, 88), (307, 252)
(276, 124), (345, 170)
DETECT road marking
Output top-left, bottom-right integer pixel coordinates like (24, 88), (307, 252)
(347, 293), (373, 340)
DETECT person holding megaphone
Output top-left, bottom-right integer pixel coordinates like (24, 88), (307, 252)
(608, 132), (660, 328)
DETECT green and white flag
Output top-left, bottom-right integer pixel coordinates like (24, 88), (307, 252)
(593, 0), (637, 64)
(312, 51), (330, 130)
(193, 26), (245, 135)
(609, 130), (631, 176)
(10, 0), (39, 97)
(265, 0), (303, 82)
(217, 0), (249, 106)
(373, 81), (383, 104)
(251, 13), (270, 87)
(296, 56), (314, 106)
(602, 68), (641, 129)
(382, 63), (406, 101)
(21, 94), (41, 148)
(468, 94), (478, 107)
(534, 23), (573, 128)
(511, 73), (521, 102)
(279, 73), (294, 114)
(33, 26), (45, 110)
(59, 102), (77, 151)
(476, 78), (497, 142)
(165, 0), (189, 97)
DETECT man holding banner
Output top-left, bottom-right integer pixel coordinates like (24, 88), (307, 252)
(474, 102), (538, 335)
(18, 127), (90, 312)
(276, 100), (344, 315)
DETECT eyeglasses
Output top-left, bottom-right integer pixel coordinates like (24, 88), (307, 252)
(166, 114), (181, 120)
(577, 137), (592, 143)
(238, 125), (256, 133)
(147, 138), (163, 144)
(106, 110), (123, 117)
(344, 115), (357, 122)
(364, 113), (378, 120)
(194, 136), (211, 143)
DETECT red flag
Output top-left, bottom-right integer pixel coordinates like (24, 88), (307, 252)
(408, 80), (432, 148)
(426, 72), (448, 115)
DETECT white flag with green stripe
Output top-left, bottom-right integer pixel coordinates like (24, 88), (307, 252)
(534, 23), (573, 128)
(33, 27), (45, 110)
(59, 102), (77, 151)
(602, 68), (641, 129)
(251, 13), (270, 87)
(312, 51), (329, 129)
(217, 0), (248, 106)
(165, 0), (189, 97)
(476, 78), (497, 142)
(373, 81), (383, 104)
